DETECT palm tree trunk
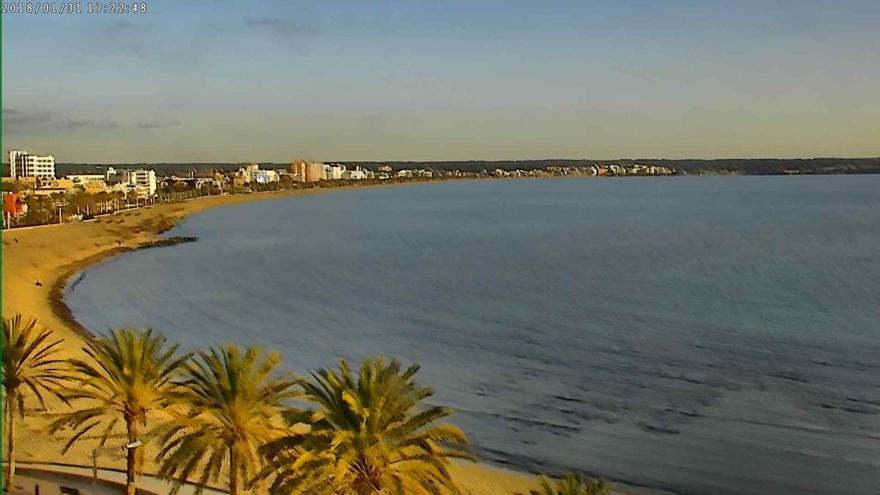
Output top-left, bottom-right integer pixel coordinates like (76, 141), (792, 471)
(4, 397), (16, 490)
(229, 445), (239, 495)
(125, 416), (138, 495)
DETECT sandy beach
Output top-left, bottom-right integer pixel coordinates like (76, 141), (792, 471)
(2, 185), (541, 494)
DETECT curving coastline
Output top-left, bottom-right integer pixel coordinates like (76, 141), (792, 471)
(3, 181), (544, 495)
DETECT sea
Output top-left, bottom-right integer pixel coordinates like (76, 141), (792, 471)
(65, 176), (880, 495)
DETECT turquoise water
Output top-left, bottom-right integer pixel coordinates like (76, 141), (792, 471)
(66, 177), (880, 495)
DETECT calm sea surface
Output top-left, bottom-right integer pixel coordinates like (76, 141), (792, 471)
(66, 177), (880, 495)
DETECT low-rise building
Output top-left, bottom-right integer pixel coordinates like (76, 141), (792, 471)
(82, 180), (110, 194)
(238, 163), (261, 183)
(327, 164), (346, 180)
(67, 174), (106, 184)
(32, 178), (75, 196)
(105, 166), (120, 183)
(232, 176), (248, 189)
(254, 169), (280, 184)
(343, 165), (369, 180)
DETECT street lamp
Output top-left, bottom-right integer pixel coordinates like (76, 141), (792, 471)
(92, 440), (143, 484)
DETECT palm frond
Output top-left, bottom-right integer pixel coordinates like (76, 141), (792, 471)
(54, 328), (188, 478)
(155, 344), (299, 495)
(2, 314), (71, 414)
(259, 357), (473, 494)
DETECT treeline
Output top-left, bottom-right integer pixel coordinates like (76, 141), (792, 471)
(2, 176), (438, 229)
(341, 158), (880, 175)
(644, 158), (880, 175)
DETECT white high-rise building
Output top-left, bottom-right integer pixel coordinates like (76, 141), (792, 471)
(122, 169), (158, 197)
(8, 150), (55, 180)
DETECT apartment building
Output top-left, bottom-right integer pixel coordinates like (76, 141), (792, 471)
(8, 150), (56, 180)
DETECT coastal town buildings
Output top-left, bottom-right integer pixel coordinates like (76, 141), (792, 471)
(238, 163), (260, 183)
(66, 174), (110, 193)
(105, 166), (121, 183)
(237, 164), (280, 184)
(67, 173), (105, 184)
(81, 181), (110, 194)
(8, 150), (56, 180)
(0, 151), (680, 230)
(304, 162), (328, 182)
(289, 160), (307, 181)
(254, 169), (280, 184)
(32, 178), (75, 196)
(121, 169), (158, 197)
(289, 161), (370, 182)
(343, 165), (369, 180)
(328, 164), (346, 180)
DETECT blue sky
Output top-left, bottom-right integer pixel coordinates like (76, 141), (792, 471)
(3, 0), (879, 162)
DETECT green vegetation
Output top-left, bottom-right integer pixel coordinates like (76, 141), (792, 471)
(258, 358), (474, 494)
(51, 328), (189, 495)
(2, 316), (612, 495)
(529, 473), (610, 495)
(5, 189), (128, 226)
(3, 174), (437, 229)
(155, 345), (298, 495)
(1, 315), (69, 490)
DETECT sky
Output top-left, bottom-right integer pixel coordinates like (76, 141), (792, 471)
(2, 0), (879, 163)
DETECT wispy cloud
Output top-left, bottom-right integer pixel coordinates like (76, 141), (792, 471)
(3, 108), (120, 134)
(63, 119), (121, 131)
(244, 17), (304, 39)
(135, 119), (182, 129)
(101, 20), (152, 57)
(3, 108), (181, 135)
(3, 108), (54, 129)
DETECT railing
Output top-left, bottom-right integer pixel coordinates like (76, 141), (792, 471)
(12, 462), (228, 495)
(16, 466), (162, 495)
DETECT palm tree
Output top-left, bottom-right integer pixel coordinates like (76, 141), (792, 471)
(259, 358), (474, 495)
(52, 328), (189, 495)
(127, 189), (140, 207)
(154, 345), (298, 495)
(112, 190), (125, 211)
(2, 315), (69, 490)
(530, 473), (610, 495)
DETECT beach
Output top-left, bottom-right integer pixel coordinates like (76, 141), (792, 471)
(2, 185), (541, 494)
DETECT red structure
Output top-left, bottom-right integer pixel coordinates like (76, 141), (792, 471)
(3, 192), (23, 215)
(3, 192), (24, 227)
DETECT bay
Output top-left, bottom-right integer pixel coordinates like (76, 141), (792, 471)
(66, 176), (880, 495)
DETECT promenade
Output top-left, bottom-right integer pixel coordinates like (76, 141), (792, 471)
(10, 463), (226, 495)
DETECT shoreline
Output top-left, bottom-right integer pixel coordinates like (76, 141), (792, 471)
(3, 179), (546, 494)
(49, 245), (133, 338)
(46, 181), (436, 337)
